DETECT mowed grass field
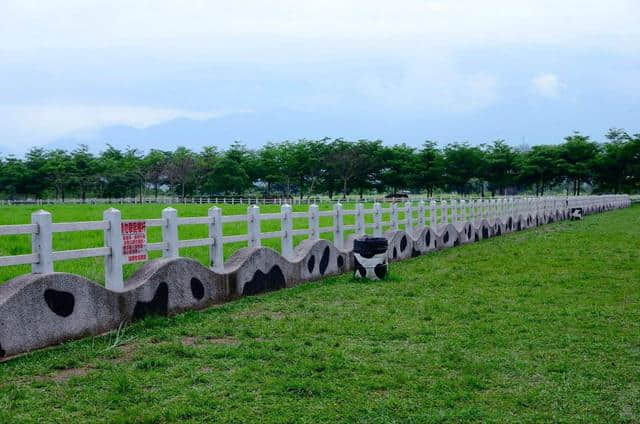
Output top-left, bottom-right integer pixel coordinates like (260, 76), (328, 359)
(0, 205), (638, 422)
(0, 202), (407, 285)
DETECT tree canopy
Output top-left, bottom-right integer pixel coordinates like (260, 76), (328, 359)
(1, 129), (638, 201)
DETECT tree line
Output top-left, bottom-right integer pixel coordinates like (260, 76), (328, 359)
(1, 129), (638, 201)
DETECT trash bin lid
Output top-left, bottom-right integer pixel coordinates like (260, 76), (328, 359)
(353, 236), (388, 258)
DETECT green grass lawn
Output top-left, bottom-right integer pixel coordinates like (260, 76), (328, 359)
(1, 205), (639, 423)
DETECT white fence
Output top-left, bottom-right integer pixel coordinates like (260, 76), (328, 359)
(0, 193), (601, 206)
(0, 195), (629, 292)
(2, 196), (379, 206)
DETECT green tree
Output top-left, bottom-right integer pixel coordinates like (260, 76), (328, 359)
(520, 145), (562, 195)
(70, 145), (98, 203)
(256, 143), (283, 196)
(351, 139), (385, 199)
(559, 133), (600, 195)
(484, 140), (519, 196)
(443, 143), (484, 195)
(379, 144), (416, 195)
(595, 129), (638, 193)
(45, 149), (73, 201)
(197, 146), (221, 196)
(413, 141), (444, 197)
(24, 147), (50, 199)
(166, 147), (197, 200)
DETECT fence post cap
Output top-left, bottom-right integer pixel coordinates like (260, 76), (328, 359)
(162, 207), (177, 212)
(32, 209), (51, 216)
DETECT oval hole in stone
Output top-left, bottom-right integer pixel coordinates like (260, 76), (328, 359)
(190, 277), (205, 300)
(319, 246), (330, 275)
(307, 255), (315, 273)
(400, 236), (407, 252)
(44, 289), (75, 318)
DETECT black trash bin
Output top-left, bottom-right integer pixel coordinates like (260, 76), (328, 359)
(353, 236), (389, 280)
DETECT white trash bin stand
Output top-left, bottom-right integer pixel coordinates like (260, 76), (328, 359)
(353, 236), (389, 280)
(570, 208), (583, 220)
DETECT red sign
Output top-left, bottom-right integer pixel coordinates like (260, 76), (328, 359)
(121, 221), (147, 263)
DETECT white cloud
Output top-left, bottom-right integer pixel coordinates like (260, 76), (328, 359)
(0, 0), (638, 56)
(530, 73), (564, 98)
(0, 105), (245, 152)
(356, 56), (499, 114)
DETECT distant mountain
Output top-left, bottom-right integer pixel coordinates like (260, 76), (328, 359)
(44, 104), (599, 154)
(46, 109), (395, 153)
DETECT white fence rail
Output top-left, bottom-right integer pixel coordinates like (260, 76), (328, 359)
(0, 195), (629, 291)
(3, 193), (622, 206)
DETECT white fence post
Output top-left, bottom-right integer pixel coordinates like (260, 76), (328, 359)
(281, 204), (293, 259)
(405, 201), (413, 233)
(103, 208), (124, 291)
(461, 199), (467, 222)
(355, 203), (365, 236)
(248, 205), (261, 248)
(162, 207), (179, 258)
(333, 202), (344, 249)
(31, 210), (53, 274)
(390, 202), (399, 230)
(417, 200), (426, 230)
(430, 200), (437, 227)
(208, 206), (224, 272)
(451, 199), (458, 223)
(373, 202), (382, 237)
(441, 200), (447, 225)
(309, 204), (319, 240)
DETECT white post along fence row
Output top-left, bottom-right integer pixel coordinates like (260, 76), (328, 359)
(0, 195), (629, 292)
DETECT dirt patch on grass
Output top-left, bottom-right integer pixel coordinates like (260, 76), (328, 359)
(52, 367), (92, 382)
(236, 309), (286, 320)
(182, 337), (199, 346)
(36, 366), (93, 383)
(113, 342), (139, 363)
(206, 336), (239, 345)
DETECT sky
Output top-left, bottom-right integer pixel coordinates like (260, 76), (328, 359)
(1, 0), (639, 155)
